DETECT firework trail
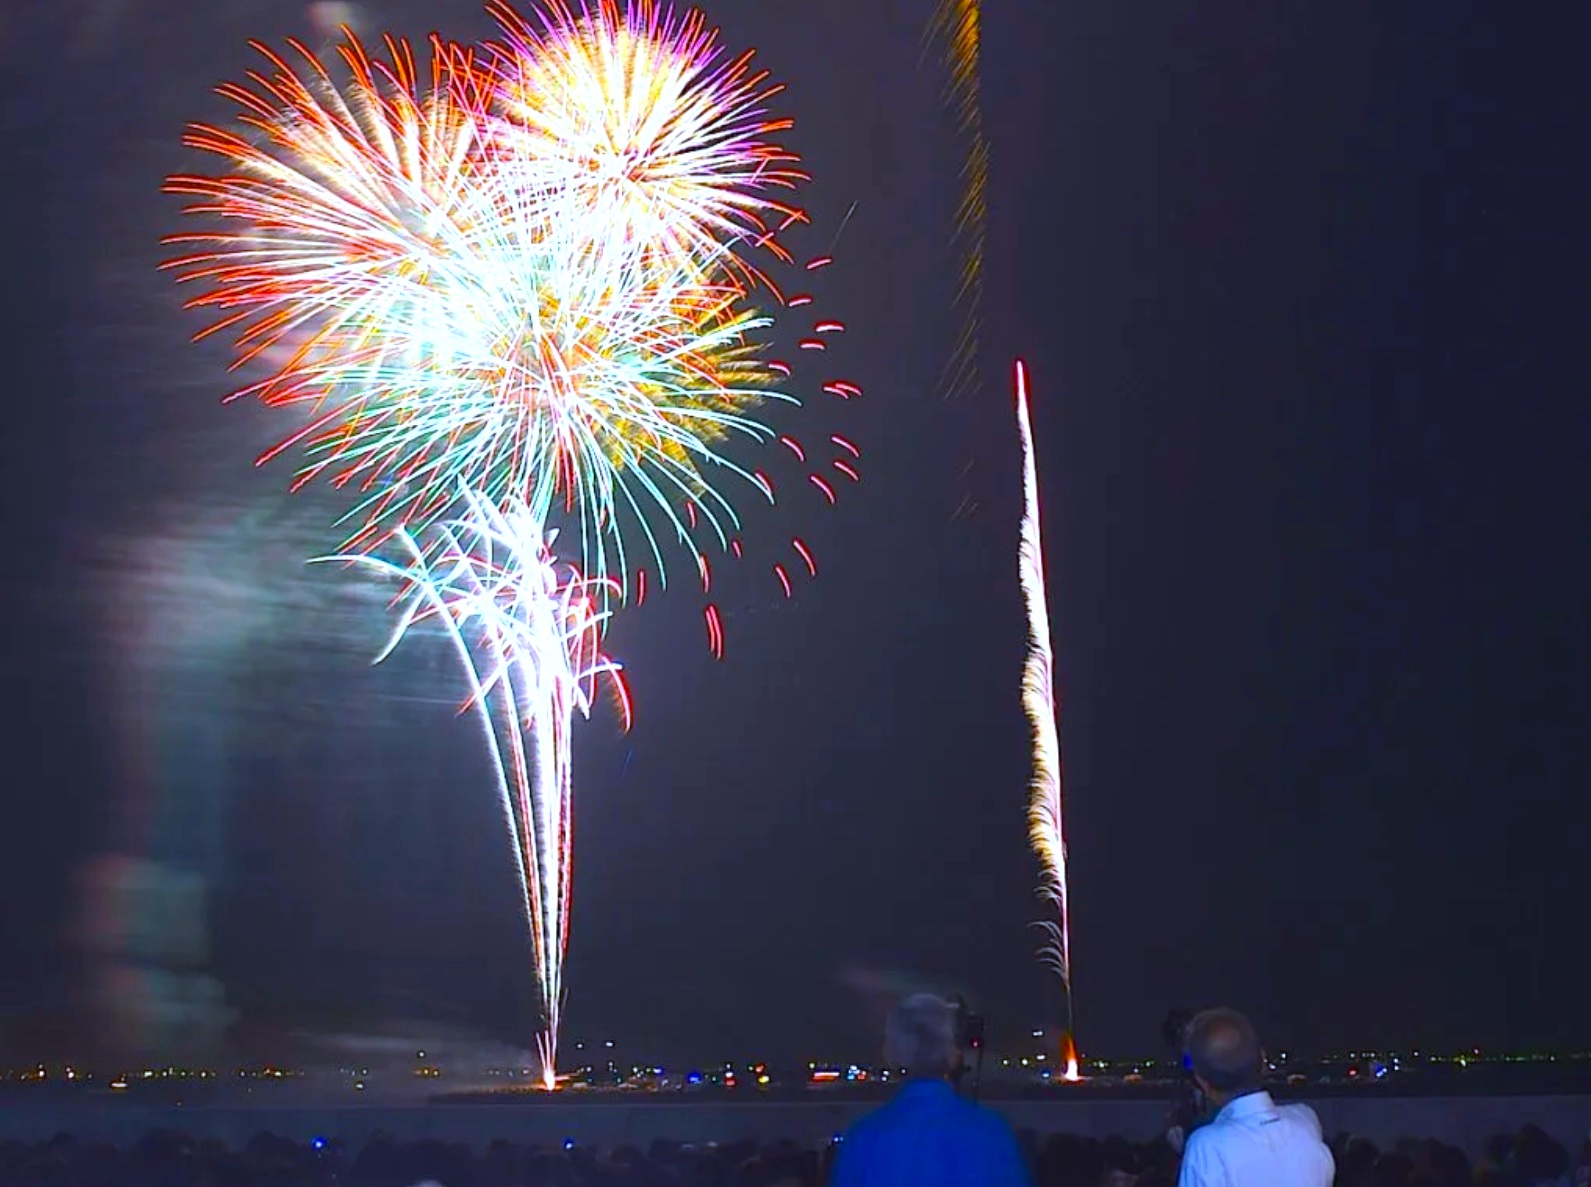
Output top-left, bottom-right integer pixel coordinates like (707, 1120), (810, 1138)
(1015, 360), (1076, 1069)
(320, 488), (630, 1088)
(927, 0), (985, 400)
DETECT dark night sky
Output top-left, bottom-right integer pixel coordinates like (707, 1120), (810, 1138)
(0, 0), (1585, 1066)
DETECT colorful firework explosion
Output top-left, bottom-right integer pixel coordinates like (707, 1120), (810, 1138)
(163, 15), (825, 596)
(165, 10), (861, 628)
(168, 2), (861, 1083)
(483, 0), (808, 282)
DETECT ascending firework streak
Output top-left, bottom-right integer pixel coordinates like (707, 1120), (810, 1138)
(321, 488), (631, 1088)
(927, 0), (985, 399)
(1015, 360), (1077, 1072)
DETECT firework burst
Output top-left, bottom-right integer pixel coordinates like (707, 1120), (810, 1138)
(483, 0), (808, 283)
(164, 16), (834, 600)
(162, 30), (493, 396)
(321, 488), (630, 1087)
(619, 247), (863, 658)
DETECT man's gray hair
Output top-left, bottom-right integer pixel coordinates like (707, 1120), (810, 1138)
(885, 994), (959, 1074)
(1186, 1007), (1263, 1093)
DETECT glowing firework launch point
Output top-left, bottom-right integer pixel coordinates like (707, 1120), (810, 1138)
(1060, 1031), (1081, 1082)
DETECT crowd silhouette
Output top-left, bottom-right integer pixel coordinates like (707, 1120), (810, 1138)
(0, 1122), (1582, 1186)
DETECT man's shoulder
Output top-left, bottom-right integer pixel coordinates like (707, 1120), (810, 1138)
(1275, 1102), (1324, 1137)
(1181, 1102), (1330, 1174)
(842, 1091), (929, 1141)
(848, 1087), (1014, 1140)
(1179, 1123), (1226, 1186)
(835, 1093), (1029, 1187)
(1182, 1119), (1221, 1157)
(969, 1099), (1020, 1135)
(918, 1090), (1015, 1133)
(1192, 1099), (1324, 1141)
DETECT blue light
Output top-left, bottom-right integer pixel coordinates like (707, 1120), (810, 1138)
(686, 1071), (703, 1085)
(311, 1138), (327, 1151)
(564, 1138), (575, 1151)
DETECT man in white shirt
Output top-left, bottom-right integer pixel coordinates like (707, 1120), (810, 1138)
(1176, 1008), (1334, 1187)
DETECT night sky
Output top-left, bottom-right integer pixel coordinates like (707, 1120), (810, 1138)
(0, 1), (1584, 1067)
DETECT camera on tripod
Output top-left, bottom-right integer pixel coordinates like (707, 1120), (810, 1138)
(957, 1000), (986, 1055)
(952, 996), (986, 1098)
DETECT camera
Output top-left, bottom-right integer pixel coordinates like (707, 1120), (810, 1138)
(958, 1001), (986, 1054)
(952, 996), (986, 1099)
(952, 996), (985, 1056)
(1161, 1008), (1193, 1054)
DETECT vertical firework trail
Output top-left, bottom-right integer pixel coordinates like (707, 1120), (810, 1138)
(1015, 360), (1077, 1074)
(927, 0), (986, 399)
(320, 489), (630, 1088)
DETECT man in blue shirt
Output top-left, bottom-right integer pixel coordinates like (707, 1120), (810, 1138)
(829, 995), (1031, 1187)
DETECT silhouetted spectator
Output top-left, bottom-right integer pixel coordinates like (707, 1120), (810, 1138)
(1334, 1134), (1380, 1187)
(1369, 1152), (1414, 1187)
(0, 1116), (1580, 1187)
(1514, 1124), (1571, 1186)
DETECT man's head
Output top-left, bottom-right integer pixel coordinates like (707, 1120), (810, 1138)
(884, 994), (960, 1079)
(1184, 1007), (1264, 1103)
